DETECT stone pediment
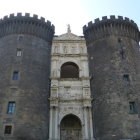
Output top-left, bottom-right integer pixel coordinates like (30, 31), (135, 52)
(54, 25), (84, 40)
(55, 32), (84, 40)
(56, 33), (83, 40)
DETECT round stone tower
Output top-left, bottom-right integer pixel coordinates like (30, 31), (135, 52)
(83, 16), (140, 140)
(0, 13), (54, 140)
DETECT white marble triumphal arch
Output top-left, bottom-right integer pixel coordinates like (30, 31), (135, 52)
(49, 26), (94, 140)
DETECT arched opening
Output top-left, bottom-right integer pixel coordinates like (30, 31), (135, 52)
(60, 62), (79, 78)
(60, 114), (82, 140)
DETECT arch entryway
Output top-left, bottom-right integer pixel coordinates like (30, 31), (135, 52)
(60, 114), (82, 140)
(60, 62), (79, 78)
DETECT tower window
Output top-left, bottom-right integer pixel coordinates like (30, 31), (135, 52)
(16, 49), (22, 56)
(118, 38), (122, 43)
(120, 49), (125, 59)
(129, 102), (137, 114)
(4, 125), (12, 134)
(17, 35), (23, 41)
(12, 71), (19, 80)
(7, 102), (16, 114)
(61, 62), (79, 78)
(123, 74), (129, 81)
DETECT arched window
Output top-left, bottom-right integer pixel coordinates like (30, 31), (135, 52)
(61, 62), (79, 78)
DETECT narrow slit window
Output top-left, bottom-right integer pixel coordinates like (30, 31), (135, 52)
(120, 49), (125, 59)
(16, 49), (22, 56)
(17, 35), (23, 41)
(118, 38), (122, 43)
(129, 102), (137, 114)
(7, 102), (16, 114)
(123, 74), (129, 81)
(4, 125), (12, 134)
(12, 71), (19, 80)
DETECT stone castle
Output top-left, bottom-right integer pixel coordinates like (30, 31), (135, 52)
(0, 13), (140, 140)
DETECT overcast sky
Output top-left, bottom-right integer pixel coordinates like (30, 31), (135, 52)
(0, 0), (139, 35)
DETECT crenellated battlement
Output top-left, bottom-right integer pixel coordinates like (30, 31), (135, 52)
(83, 15), (139, 43)
(0, 13), (55, 41)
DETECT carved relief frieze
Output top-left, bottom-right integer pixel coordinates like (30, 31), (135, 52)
(64, 86), (71, 94)
(59, 86), (83, 100)
(51, 69), (57, 77)
(59, 105), (84, 124)
(63, 46), (67, 54)
(83, 88), (91, 98)
(51, 80), (58, 87)
(54, 46), (58, 53)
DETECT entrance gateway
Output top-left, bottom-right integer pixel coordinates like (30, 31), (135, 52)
(60, 114), (82, 140)
(49, 26), (95, 140)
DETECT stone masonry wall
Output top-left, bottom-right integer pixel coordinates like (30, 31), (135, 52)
(0, 34), (52, 140)
(83, 16), (140, 140)
(0, 13), (54, 140)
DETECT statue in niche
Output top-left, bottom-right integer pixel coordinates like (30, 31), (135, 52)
(52, 69), (57, 77)
(120, 47), (125, 59)
(54, 46), (58, 53)
(64, 46), (67, 54)
(85, 90), (88, 95)
(51, 89), (57, 97)
(65, 87), (70, 94)
(81, 46), (84, 53)
(72, 46), (75, 54)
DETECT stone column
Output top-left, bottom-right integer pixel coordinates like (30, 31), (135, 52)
(88, 107), (95, 140)
(49, 107), (53, 139)
(84, 106), (89, 139)
(55, 106), (59, 139)
(49, 106), (59, 140)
